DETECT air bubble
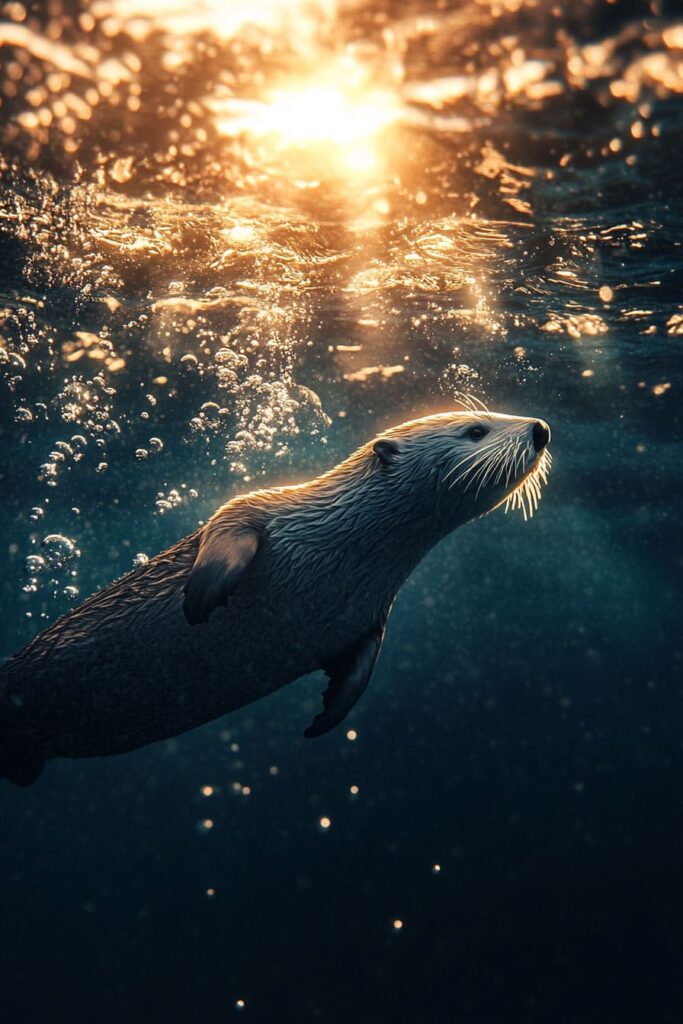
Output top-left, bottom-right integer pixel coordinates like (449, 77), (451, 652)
(25, 554), (47, 575)
(41, 534), (78, 570)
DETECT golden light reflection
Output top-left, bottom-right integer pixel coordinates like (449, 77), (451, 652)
(212, 68), (399, 176)
(109, 0), (337, 44)
(255, 84), (395, 145)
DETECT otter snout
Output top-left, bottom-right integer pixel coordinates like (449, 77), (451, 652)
(532, 420), (550, 452)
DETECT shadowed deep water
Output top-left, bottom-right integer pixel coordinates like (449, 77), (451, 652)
(1, 1), (682, 1021)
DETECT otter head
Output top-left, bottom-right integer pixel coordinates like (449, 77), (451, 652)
(371, 410), (552, 530)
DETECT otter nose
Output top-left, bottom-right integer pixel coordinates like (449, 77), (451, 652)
(532, 420), (550, 452)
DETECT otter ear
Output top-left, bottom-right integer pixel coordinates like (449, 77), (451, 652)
(183, 521), (259, 625)
(373, 438), (403, 465)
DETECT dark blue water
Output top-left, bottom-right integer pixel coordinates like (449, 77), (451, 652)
(1, 1), (682, 1021)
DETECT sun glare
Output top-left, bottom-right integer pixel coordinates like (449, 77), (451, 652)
(257, 84), (398, 145)
(212, 69), (399, 174)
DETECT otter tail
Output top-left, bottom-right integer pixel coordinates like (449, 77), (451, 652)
(0, 707), (45, 787)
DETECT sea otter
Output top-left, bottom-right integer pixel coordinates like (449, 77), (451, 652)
(0, 410), (551, 785)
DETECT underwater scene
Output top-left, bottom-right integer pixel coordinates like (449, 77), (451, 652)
(1, 0), (682, 1020)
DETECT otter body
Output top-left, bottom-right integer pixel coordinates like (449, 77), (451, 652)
(0, 411), (551, 785)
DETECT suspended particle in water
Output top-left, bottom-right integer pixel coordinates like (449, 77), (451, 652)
(346, 729), (358, 741)
(135, 448), (148, 460)
(319, 816), (331, 830)
(29, 506), (45, 522)
(234, 999), (246, 1011)
(392, 919), (404, 931)
(132, 553), (149, 568)
(149, 437), (164, 453)
(431, 864), (442, 875)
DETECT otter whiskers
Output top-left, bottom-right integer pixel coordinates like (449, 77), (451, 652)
(454, 392), (490, 414)
(446, 430), (519, 497)
(444, 438), (503, 490)
(474, 438), (516, 498)
(504, 447), (552, 521)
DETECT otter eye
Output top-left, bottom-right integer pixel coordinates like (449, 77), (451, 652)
(469, 426), (487, 441)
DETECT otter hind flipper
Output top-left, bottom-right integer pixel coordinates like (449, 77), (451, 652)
(183, 521), (260, 625)
(304, 624), (385, 739)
